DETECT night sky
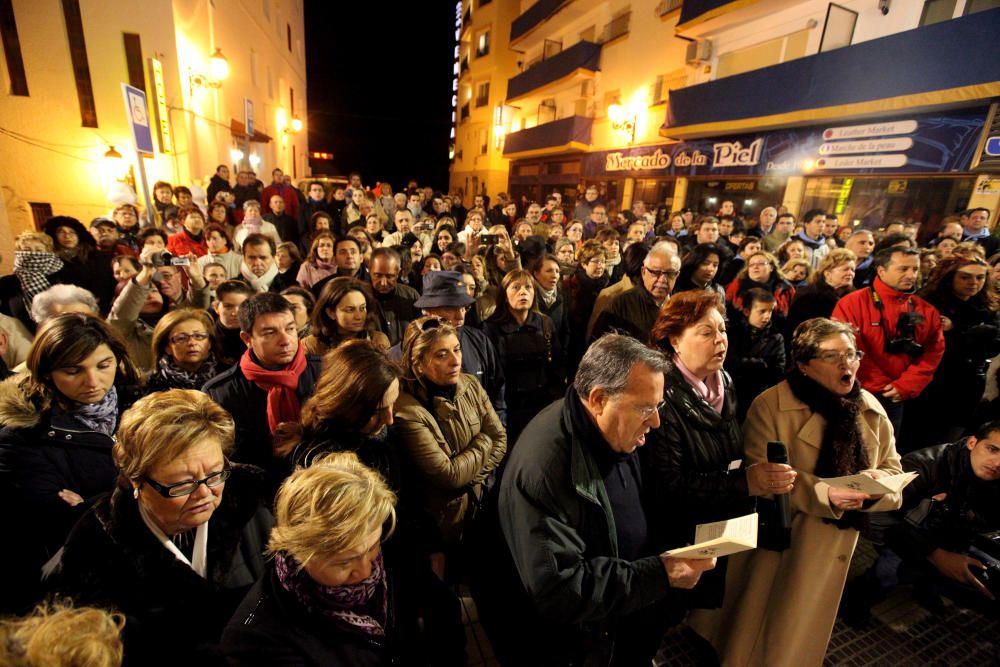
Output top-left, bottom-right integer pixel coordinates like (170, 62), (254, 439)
(304, 2), (456, 191)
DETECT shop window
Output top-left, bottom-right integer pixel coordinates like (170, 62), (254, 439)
(820, 4), (858, 53)
(919, 0), (958, 26)
(476, 30), (490, 58)
(602, 7), (631, 43)
(0, 0), (28, 95)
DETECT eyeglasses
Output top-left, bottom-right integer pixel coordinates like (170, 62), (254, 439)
(644, 266), (680, 281)
(142, 465), (231, 498)
(169, 332), (210, 345)
(747, 262), (770, 269)
(814, 350), (864, 365)
(588, 259), (607, 266)
(636, 400), (666, 420)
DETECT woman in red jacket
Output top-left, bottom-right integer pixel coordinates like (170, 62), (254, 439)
(166, 206), (209, 258)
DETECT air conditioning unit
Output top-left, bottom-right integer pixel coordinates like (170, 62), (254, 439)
(579, 79), (595, 98)
(685, 39), (712, 64)
(656, 0), (683, 16)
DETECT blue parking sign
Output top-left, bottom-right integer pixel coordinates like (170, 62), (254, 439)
(121, 83), (155, 155)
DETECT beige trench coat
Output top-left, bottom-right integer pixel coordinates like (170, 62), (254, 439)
(689, 380), (903, 667)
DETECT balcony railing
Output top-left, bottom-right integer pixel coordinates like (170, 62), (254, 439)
(506, 40), (601, 102)
(460, 102), (471, 122)
(510, 0), (571, 43)
(503, 115), (593, 157)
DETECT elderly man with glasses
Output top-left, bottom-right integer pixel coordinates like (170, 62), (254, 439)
(591, 242), (681, 343)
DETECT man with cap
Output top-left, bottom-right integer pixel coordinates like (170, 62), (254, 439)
(90, 218), (137, 259)
(391, 270), (507, 422)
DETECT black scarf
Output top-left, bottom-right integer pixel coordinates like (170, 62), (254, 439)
(785, 369), (870, 531)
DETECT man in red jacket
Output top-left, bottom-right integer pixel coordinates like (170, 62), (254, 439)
(832, 246), (944, 449)
(260, 168), (299, 222)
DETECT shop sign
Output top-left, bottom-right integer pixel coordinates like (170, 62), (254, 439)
(987, 137), (1000, 157)
(579, 109), (983, 178)
(835, 178), (854, 214)
(724, 181), (755, 191)
(888, 180), (908, 194)
(976, 177), (1000, 195)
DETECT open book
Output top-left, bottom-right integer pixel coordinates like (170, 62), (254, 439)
(666, 512), (758, 559)
(821, 471), (918, 495)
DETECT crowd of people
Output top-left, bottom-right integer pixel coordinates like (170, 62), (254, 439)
(0, 167), (998, 666)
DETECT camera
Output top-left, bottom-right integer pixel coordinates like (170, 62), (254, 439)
(970, 530), (1000, 598)
(480, 233), (499, 245)
(152, 252), (189, 267)
(884, 310), (925, 357)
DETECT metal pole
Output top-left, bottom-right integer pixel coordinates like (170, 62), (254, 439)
(136, 151), (155, 226)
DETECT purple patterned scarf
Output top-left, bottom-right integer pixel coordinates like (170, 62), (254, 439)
(274, 551), (387, 637)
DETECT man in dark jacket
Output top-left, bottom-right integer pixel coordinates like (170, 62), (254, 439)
(591, 244), (679, 343)
(203, 293), (322, 492)
(369, 247), (420, 347)
(206, 164), (232, 203)
(845, 421), (1000, 623)
(490, 335), (715, 666)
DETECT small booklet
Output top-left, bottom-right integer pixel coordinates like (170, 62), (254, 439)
(666, 512), (758, 559)
(821, 471), (918, 495)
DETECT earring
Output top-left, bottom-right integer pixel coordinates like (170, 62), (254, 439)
(133, 487), (140, 499)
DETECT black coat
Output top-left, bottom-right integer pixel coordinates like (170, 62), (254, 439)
(563, 267), (610, 375)
(373, 283), (421, 347)
(877, 441), (1000, 560)
(785, 282), (843, 343)
(724, 315), (787, 422)
(51, 466), (273, 666)
(641, 364), (753, 608)
(203, 352), (323, 493)
(0, 381), (141, 613)
(223, 553), (462, 667)
(591, 279), (660, 343)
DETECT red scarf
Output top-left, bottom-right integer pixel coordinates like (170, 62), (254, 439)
(239, 345), (308, 434)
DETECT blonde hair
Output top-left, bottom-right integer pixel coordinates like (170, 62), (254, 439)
(149, 308), (216, 365)
(114, 389), (234, 487)
(810, 248), (858, 286)
(15, 232), (54, 252)
(0, 600), (124, 667)
(268, 451), (396, 568)
(400, 316), (459, 385)
(781, 258), (811, 281)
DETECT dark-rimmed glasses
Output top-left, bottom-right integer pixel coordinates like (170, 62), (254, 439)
(142, 464), (231, 498)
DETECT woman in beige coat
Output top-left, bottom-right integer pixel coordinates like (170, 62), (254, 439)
(394, 317), (506, 555)
(690, 317), (903, 666)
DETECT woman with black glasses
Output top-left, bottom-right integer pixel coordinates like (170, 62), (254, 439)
(51, 389), (273, 665)
(144, 308), (224, 392)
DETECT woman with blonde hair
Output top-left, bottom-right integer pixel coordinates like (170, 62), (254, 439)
(0, 600), (124, 667)
(395, 317), (506, 558)
(223, 451), (464, 665)
(144, 308), (222, 392)
(52, 389), (272, 664)
(780, 257), (811, 287)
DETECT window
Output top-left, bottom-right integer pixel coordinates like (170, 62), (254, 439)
(250, 48), (258, 87)
(965, 0), (1000, 14)
(0, 0), (28, 95)
(479, 128), (488, 155)
(820, 3), (858, 53)
(538, 99), (556, 124)
(476, 30), (490, 57)
(475, 81), (489, 107)
(122, 33), (145, 91)
(62, 0), (97, 127)
(286, 24), (291, 51)
(29, 203), (53, 230)
(919, 0), (957, 26)
(602, 8), (631, 43)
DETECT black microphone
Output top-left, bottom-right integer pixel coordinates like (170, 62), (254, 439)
(767, 441), (792, 533)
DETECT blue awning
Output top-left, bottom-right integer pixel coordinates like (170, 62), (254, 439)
(506, 41), (601, 103)
(662, 8), (1000, 139)
(510, 0), (570, 44)
(677, 0), (746, 29)
(503, 115), (593, 158)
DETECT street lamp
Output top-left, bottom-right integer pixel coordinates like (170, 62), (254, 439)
(608, 103), (637, 144)
(290, 116), (303, 133)
(189, 47), (229, 94)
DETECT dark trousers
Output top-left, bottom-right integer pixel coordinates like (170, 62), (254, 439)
(875, 393), (906, 449)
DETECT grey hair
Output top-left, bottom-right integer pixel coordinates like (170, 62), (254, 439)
(31, 284), (99, 323)
(790, 317), (857, 365)
(574, 334), (670, 399)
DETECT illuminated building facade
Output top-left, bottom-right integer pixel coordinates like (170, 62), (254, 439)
(0, 0), (308, 270)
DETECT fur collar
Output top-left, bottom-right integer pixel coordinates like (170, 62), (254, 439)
(0, 375), (39, 429)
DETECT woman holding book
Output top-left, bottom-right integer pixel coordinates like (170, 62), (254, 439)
(689, 317), (903, 666)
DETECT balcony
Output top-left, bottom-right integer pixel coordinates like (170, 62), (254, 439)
(460, 102), (471, 123)
(502, 115), (593, 158)
(510, 0), (570, 44)
(662, 7), (1000, 139)
(506, 40), (601, 103)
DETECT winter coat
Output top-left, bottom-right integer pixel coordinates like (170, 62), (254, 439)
(689, 380), (903, 667)
(0, 378), (140, 613)
(394, 374), (506, 546)
(223, 552), (463, 667)
(590, 279), (660, 343)
(373, 283), (421, 347)
(641, 364), (753, 609)
(202, 352), (323, 493)
(784, 282), (844, 343)
(260, 182), (299, 221)
(497, 394), (672, 667)
(206, 173), (232, 203)
(484, 310), (565, 444)
(724, 315), (786, 422)
(166, 230), (209, 257)
(831, 277), (945, 401)
(51, 466), (273, 666)
(585, 274), (633, 340)
(563, 267), (610, 373)
(876, 441), (1000, 560)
